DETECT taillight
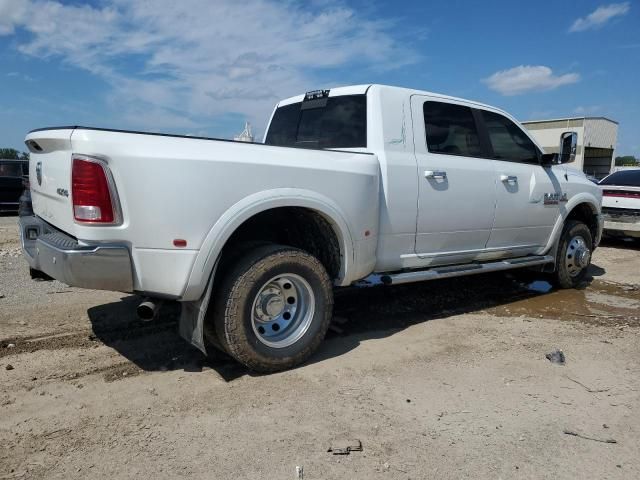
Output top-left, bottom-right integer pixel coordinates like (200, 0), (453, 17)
(603, 189), (640, 199)
(71, 156), (116, 223)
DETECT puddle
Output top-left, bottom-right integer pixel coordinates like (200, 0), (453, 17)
(490, 280), (640, 326)
(332, 272), (640, 338)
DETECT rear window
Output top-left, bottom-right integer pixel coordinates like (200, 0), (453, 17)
(600, 170), (640, 187)
(265, 95), (367, 149)
(0, 162), (24, 177)
(423, 101), (483, 157)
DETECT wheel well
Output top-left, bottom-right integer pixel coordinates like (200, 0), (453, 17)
(567, 203), (598, 246)
(217, 207), (342, 281)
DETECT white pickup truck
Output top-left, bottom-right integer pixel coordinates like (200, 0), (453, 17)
(20, 85), (603, 372)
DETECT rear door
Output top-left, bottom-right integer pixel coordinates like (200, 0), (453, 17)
(479, 109), (562, 254)
(411, 96), (497, 266)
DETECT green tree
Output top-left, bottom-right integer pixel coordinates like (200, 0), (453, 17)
(615, 155), (639, 166)
(0, 148), (29, 160)
(0, 148), (21, 159)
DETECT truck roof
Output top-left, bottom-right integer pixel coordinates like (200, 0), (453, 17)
(277, 84), (506, 115)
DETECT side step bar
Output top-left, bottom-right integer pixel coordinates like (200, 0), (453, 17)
(361, 255), (555, 287)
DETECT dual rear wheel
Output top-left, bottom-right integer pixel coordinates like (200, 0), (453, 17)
(209, 244), (333, 373)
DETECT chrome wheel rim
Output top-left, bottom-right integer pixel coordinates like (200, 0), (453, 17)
(565, 235), (591, 277)
(251, 274), (315, 348)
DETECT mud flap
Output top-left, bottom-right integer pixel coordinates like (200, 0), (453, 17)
(178, 273), (215, 354)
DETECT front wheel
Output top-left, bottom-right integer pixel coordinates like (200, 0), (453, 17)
(210, 244), (333, 373)
(552, 220), (593, 289)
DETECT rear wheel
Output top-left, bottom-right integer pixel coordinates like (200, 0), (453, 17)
(210, 244), (333, 373)
(552, 220), (593, 289)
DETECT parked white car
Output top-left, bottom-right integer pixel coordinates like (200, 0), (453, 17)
(599, 169), (640, 238)
(20, 85), (603, 372)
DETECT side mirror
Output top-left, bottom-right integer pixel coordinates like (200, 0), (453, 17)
(559, 131), (577, 163)
(540, 131), (578, 166)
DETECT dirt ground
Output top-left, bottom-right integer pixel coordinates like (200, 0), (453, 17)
(1, 215), (639, 479)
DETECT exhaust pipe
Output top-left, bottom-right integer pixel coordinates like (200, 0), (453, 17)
(137, 298), (162, 322)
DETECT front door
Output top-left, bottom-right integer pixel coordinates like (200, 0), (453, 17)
(411, 96), (497, 266)
(479, 109), (562, 254)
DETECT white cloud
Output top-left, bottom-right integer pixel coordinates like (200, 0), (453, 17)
(6, 71), (34, 82)
(483, 65), (580, 96)
(573, 105), (602, 115)
(0, 0), (28, 35)
(2, 0), (416, 133)
(569, 2), (630, 32)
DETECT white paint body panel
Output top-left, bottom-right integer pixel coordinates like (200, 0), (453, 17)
(25, 84), (602, 300)
(488, 162), (561, 252)
(411, 94), (496, 265)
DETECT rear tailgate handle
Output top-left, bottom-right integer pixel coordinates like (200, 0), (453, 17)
(425, 170), (447, 180)
(500, 174), (518, 184)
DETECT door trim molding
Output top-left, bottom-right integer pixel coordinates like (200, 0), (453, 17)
(410, 243), (539, 259)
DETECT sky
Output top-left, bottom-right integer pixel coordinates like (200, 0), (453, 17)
(0, 0), (638, 155)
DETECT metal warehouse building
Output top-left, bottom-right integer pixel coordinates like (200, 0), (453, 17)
(522, 117), (618, 179)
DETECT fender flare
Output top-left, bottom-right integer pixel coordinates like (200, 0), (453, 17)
(542, 193), (600, 262)
(180, 188), (356, 302)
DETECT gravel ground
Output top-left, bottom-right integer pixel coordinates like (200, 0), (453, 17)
(1, 215), (639, 479)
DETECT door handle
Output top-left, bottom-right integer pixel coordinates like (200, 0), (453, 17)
(425, 170), (447, 180)
(500, 174), (518, 184)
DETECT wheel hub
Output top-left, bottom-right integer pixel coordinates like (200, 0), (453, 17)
(251, 274), (315, 348)
(565, 235), (591, 277)
(263, 295), (284, 318)
(254, 285), (285, 322)
(575, 247), (591, 269)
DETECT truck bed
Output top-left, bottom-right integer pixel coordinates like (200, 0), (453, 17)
(24, 126), (380, 299)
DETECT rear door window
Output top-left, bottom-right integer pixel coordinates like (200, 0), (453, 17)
(481, 110), (540, 164)
(265, 95), (367, 149)
(423, 101), (483, 157)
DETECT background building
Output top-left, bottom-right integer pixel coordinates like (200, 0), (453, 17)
(522, 117), (618, 179)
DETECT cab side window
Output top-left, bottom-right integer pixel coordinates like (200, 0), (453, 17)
(481, 110), (539, 164)
(423, 102), (483, 157)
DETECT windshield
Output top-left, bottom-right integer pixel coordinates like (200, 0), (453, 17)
(265, 95), (367, 149)
(600, 170), (640, 187)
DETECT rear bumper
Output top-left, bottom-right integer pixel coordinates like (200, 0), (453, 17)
(19, 215), (134, 292)
(602, 210), (640, 238)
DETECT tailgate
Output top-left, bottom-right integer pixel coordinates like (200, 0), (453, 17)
(24, 129), (76, 235)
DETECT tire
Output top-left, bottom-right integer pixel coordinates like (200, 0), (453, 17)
(211, 243), (333, 373)
(552, 220), (593, 289)
(203, 240), (272, 351)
